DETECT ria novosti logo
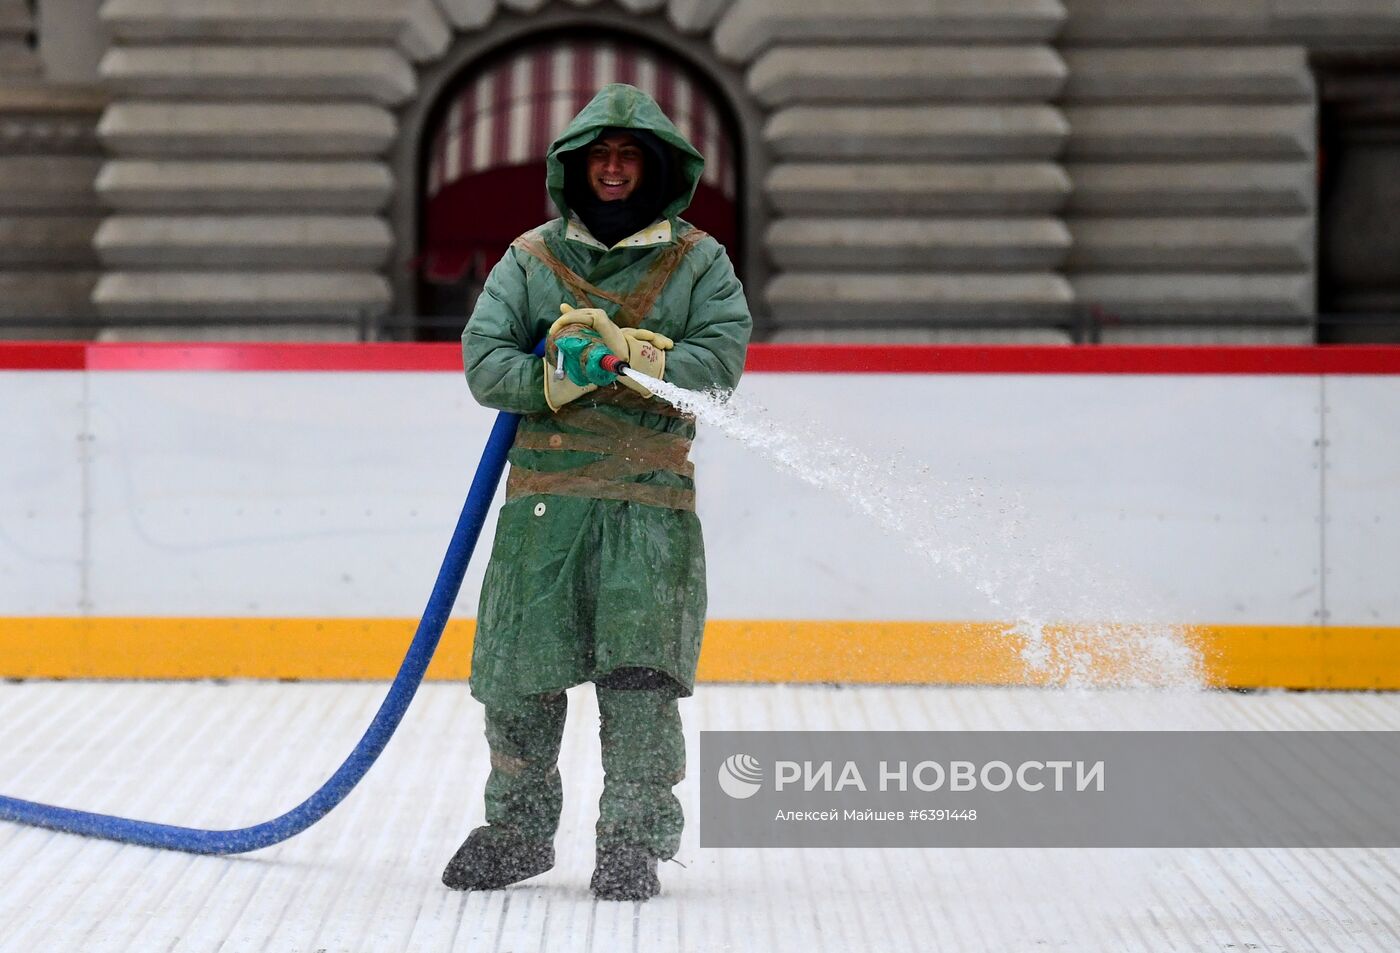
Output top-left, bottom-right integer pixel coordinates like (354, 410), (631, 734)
(718, 753), (763, 799)
(717, 753), (1106, 799)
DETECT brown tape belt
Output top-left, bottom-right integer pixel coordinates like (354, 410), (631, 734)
(512, 430), (695, 476)
(506, 468), (696, 512)
(504, 227), (706, 512)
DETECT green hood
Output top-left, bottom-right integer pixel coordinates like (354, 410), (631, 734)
(546, 83), (706, 223)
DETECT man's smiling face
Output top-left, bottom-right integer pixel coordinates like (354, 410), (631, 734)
(586, 133), (644, 202)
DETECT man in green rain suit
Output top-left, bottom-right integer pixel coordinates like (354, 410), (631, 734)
(443, 84), (751, 901)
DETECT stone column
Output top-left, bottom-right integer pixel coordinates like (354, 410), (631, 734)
(91, 0), (451, 339)
(0, 0), (106, 337)
(0, 0), (38, 73)
(719, 0), (1074, 343)
(1060, 1), (1323, 343)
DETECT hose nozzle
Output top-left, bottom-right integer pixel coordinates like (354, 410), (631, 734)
(600, 354), (630, 376)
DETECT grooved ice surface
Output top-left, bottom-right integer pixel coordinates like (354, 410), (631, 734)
(1, 681), (1397, 952)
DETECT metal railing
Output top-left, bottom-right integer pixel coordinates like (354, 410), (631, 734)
(2, 311), (1399, 345)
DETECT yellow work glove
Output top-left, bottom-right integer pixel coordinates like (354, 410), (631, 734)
(617, 328), (673, 397)
(543, 303), (630, 411)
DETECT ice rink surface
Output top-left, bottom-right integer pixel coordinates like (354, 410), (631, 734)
(1, 681), (1398, 952)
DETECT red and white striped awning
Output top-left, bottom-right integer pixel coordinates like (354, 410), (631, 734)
(425, 38), (737, 202)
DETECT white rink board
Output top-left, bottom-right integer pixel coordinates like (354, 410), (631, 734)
(1324, 377), (1400, 627)
(84, 372), (502, 617)
(0, 373), (85, 614)
(699, 374), (1322, 625)
(4, 368), (1389, 628)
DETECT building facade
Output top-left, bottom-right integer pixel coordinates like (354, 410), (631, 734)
(3, 0), (1400, 342)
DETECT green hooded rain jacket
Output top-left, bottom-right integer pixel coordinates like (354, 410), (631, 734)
(462, 84), (752, 705)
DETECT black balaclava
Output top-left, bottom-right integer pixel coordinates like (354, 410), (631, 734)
(563, 126), (675, 248)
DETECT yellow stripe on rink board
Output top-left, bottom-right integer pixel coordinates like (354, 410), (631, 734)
(0, 617), (477, 681)
(0, 618), (1398, 689)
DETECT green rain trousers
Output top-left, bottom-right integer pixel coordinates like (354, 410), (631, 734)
(483, 683), (686, 858)
(461, 84), (751, 853)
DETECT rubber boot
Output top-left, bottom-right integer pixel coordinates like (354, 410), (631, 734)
(590, 842), (660, 901)
(445, 692), (567, 890)
(590, 677), (684, 901)
(442, 825), (554, 890)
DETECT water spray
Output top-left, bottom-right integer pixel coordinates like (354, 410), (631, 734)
(609, 359), (1204, 692)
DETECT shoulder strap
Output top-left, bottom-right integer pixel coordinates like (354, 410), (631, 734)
(617, 229), (708, 329)
(510, 228), (709, 328)
(510, 232), (627, 312)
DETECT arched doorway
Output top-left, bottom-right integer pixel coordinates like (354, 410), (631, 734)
(1316, 55), (1400, 342)
(414, 33), (742, 339)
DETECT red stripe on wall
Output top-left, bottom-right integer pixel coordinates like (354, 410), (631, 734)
(745, 344), (1400, 375)
(695, 99), (714, 187)
(528, 49), (553, 160)
(616, 47), (637, 87)
(489, 59), (513, 168)
(4, 343), (1400, 374)
(428, 39), (732, 194)
(709, 104), (730, 195)
(83, 344), (462, 372)
(457, 77), (476, 179)
(573, 44), (594, 114)
(654, 61), (675, 121)
(0, 343), (86, 370)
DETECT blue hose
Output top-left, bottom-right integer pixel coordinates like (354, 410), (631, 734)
(0, 354), (538, 854)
